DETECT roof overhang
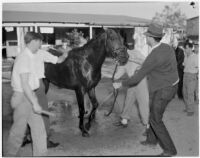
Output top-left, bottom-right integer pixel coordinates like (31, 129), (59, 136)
(3, 11), (150, 27)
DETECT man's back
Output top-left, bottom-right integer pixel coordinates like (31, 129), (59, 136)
(146, 43), (178, 92)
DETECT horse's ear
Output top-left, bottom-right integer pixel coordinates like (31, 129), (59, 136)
(103, 27), (108, 31)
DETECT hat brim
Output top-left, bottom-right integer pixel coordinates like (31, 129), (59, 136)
(144, 31), (163, 38)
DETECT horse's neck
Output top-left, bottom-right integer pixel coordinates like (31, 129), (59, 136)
(85, 35), (107, 70)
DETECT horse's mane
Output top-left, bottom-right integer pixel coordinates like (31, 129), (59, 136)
(48, 30), (107, 57)
(83, 30), (105, 48)
(68, 30), (106, 56)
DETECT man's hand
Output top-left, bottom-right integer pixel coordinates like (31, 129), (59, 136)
(113, 82), (122, 89)
(134, 66), (141, 74)
(62, 51), (69, 58)
(57, 51), (70, 63)
(33, 103), (43, 114)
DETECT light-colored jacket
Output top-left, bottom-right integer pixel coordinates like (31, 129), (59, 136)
(114, 49), (146, 80)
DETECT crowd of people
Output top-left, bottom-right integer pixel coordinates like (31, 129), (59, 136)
(4, 22), (199, 156)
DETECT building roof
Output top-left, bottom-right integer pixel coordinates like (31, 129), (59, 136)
(3, 11), (150, 27)
(186, 16), (199, 37)
(187, 16), (199, 21)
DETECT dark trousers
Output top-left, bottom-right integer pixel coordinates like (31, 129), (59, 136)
(35, 79), (50, 137)
(147, 85), (177, 154)
(177, 69), (184, 99)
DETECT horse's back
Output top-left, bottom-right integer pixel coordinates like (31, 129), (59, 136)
(45, 52), (79, 89)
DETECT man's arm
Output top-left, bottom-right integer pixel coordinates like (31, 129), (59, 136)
(57, 47), (72, 63)
(41, 48), (71, 64)
(57, 51), (70, 63)
(20, 73), (42, 114)
(121, 52), (158, 88)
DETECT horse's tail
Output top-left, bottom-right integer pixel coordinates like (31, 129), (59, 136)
(43, 78), (50, 94)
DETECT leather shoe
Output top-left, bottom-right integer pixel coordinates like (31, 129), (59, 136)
(21, 137), (32, 147)
(47, 140), (59, 148)
(187, 112), (194, 116)
(183, 109), (187, 113)
(21, 137), (59, 148)
(140, 140), (157, 147)
(113, 121), (128, 128)
(157, 151), (177, 157)
(142, 129), (147, 136)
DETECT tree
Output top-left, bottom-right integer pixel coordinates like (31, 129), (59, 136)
(152, 3), (187, 29)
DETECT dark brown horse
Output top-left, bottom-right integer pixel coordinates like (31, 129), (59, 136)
(44, 28), (128, 137)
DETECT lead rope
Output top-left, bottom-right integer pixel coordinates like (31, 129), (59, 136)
(104, 59), (142, 116)
(105, 62), (119, 116)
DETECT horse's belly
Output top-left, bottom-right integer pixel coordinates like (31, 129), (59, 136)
(45, 63), (78, 89)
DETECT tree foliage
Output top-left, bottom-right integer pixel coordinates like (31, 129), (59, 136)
(152, 3), (187, 29)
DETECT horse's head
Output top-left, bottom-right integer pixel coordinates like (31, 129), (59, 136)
(104, 28), (129, 65)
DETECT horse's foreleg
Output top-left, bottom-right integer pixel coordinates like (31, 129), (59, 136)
(86, 88), (99, 130)
(75, 89), (89, 137)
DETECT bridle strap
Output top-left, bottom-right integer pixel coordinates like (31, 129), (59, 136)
(105, 62), (119, 116)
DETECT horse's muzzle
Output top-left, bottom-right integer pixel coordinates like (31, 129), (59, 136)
(117, 50), (129, 66)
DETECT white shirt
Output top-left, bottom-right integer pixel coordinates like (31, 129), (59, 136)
(11, 48), (40, 92)
(183, 53), (199, 73)
(150, 42), (161, 52)
(34, 49), (58, 79)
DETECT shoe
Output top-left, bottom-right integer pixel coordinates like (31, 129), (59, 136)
(183, 109), (187, 113)
(178, 96), (183, 100)
(140, 140), (157, 147)
(142, 129), (148, 136)
(157, 151), (177, 157)
(47, 140), (59, 148)
(187, 112), (194, 116)
(21, 137), (32, 147)
(113, 121), (128, 128)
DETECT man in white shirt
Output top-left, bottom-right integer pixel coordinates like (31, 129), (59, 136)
(103, 31), (150, 132)
(112, 43), (149, 131)
(5, 32), (47, 156)
(183, 40), (198, 116)
(22, 40), (70, 148)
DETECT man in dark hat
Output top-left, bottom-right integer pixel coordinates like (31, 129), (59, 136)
(113, 23), (179, 156)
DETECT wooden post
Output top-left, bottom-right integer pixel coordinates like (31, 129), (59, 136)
(89, 26), (93, 39)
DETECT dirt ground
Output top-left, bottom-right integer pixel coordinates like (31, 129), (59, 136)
(2, 59), (199, 157)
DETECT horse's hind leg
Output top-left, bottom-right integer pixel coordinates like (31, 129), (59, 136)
(75, 88), (89, 137)
(85, 88), (99, 131)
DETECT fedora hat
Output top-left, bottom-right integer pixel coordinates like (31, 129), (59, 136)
(144, 23), (164, 38)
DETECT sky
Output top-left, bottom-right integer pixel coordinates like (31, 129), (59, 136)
(2, 0), (199, 20)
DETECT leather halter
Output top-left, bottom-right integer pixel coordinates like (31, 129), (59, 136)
(104, 31), (126, 62)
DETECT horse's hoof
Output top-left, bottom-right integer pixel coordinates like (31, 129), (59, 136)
(82, 131), (90, 137)
(85, 122), (91, 131)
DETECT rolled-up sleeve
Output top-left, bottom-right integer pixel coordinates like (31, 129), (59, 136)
(41, 50), (58, 64)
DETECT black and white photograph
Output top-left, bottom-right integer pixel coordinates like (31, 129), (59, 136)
(2, 0), (199, 156)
